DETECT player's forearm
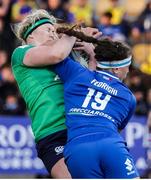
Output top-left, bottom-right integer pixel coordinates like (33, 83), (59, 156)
(23, 35), (76, 67)
(52, 34), (76, 62)
(85, 43), (96, 71)
(88, 54), (97, 71)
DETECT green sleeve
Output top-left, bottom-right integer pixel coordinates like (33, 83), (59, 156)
(11, 45), (34, 67)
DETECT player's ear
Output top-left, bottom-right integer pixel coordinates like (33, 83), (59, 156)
(28, 34), (34, 40)
(112, 68), (119, 75)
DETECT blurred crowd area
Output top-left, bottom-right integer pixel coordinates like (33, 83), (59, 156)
(0, 0), (151, 176)
(0, 0), (151, 121)
(1, 0), (151, 120)
(0, 0), (151, 115)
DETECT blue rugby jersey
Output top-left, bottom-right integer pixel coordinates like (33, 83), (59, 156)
(53, 57), (136, 142)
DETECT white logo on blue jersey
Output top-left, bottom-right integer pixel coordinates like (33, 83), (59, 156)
(125, 158), (133, 171)
(91, 79), (118, 96)
(125, 158), (136, 175)
(69, 107), (114, 122)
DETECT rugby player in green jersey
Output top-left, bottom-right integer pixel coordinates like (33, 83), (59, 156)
(11, 9), (101, 178)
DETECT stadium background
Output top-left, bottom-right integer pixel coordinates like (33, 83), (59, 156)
(0, 0), (151, 178)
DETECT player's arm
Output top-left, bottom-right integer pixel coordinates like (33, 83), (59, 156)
(73, 41), (96, 70)
(23, 34), (76, 67)
(73, 27), (101, 70)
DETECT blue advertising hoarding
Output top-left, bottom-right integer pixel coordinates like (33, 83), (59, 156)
(0, 116), (47, 174)
(0, 115), (148, 176)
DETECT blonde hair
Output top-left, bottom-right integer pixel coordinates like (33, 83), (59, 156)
(15, 9), (56, 42)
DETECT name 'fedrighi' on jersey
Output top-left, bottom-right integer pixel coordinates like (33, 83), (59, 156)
(53, 57), (136, 141)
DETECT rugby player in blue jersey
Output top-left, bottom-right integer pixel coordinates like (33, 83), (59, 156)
(52, 28), (140, 178)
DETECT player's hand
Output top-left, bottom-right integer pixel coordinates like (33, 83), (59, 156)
(81, 27), (102, 40)
(73, 41), (94, 56)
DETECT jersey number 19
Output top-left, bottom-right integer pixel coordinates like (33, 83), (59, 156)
(82, 88), (111, 110)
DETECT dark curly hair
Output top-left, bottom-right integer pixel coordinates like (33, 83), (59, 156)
(56, 25), (131, 62)
(94, 39), (131, 62)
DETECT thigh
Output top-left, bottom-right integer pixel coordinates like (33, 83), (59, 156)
(101, 139), (139, 178)
(51, 158), (71, 178)
(36, 130), (67, 175)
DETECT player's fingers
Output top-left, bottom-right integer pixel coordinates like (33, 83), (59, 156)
(91, 28), (100, 34)
(81, 27), (99, 36)
(73, 46), (85, 51)
(75, 41), (84, 46)
(93, 32), (102, 39)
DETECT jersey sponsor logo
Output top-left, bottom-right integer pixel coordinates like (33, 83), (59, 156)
(54, 146), (64, 155)
(54, 75), (60, 81)
(125, 158), (136, 175)
(68, 108), (114, 122)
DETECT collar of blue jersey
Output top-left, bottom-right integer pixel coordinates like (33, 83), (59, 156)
(96, 70), (119, 80)
(96, 56), (132, 69)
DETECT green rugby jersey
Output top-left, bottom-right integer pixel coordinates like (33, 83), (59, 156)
(11, 45), (66, 142)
